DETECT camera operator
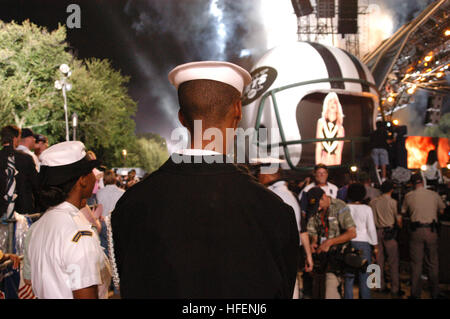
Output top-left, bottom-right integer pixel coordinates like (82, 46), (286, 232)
(306, 187), (356, 299)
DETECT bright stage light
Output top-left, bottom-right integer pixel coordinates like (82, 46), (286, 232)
(393, 119), (399, 125)
(350, 165), (358, 173)
(424, 55), (432, 62)
(421, 164), (427, 171)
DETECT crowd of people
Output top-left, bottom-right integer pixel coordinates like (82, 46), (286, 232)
(0, 60), (448, 300)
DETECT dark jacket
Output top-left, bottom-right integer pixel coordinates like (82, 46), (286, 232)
(0, 146), (39, 215)
(112, 155), (299, 298)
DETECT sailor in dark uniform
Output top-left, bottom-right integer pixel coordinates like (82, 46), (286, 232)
(111, 61), (299, 298)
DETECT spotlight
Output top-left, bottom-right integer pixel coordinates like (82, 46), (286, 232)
(424, 55), (432, 62)
(421, 164), (427, 171)
(447, 163), (450, 170)
(407, 86), (416, 94)
(393, 119), (399, 125)
(387, 96), (394, 103)
(445, 29), (450, 36)
(436, 72), (444, 78)
(350, 165), (358, 173)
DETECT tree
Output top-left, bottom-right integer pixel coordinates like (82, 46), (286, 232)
(0, 20), (155, 168)
(425, 113), (450, 138)
(134, 133), (169, 173)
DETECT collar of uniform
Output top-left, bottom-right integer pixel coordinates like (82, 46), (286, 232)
(160, 154), (240, 175)
(175, 149), (223, 156)
(53, 201), (80, 216)
(267, 180), (287, 188)
(16, 145), (30, 152)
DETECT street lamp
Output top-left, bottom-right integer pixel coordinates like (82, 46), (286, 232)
(122, 149), (127, 166)
(55, 64), (72, 141)
(72, 112), (78, 141)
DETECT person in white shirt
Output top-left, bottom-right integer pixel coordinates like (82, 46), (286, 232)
(16, 128), (40, 172)
(24, 141), (110, 299)
(258, 168), (314, 299)
(344, 183), (378, 299)
(299, 164), (338, 219)
(97, 170), (125, 217)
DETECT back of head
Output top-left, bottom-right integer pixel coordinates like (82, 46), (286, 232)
(380, 180), (394, 194)
(178, 79), (240, 130)
(426, 150), (437, 165)
(410, 173), (423, 187)
(103, 170), (116, 185)
(1, 125), (20, 145)
(347, 183), (367, 203)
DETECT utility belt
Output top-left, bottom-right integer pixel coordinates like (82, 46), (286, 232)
(377, 225), (397, 241)
(410, 220), (439, 233)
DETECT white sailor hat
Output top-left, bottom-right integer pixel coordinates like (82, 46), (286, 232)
(39, 141), (100, 186)
(168, 61), (252, 95)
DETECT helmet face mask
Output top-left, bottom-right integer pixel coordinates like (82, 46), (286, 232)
(239, 42), (379, 170)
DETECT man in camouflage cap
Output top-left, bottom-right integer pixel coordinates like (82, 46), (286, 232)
(306, 187), (356, 299)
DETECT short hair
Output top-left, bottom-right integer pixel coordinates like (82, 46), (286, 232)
(1, 125), (21, 145)
(177, 79), (240, 130)
(380, 180), (394, 193)
(103, 170), (116, 185)
(314, 163), (328, 172)
(347, 183), (367, 203)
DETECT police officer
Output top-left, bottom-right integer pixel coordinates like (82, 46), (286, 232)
(369, 180), (402, 297)
(402, 173), (445, 299)
(24, 141), (110, 299)
(306, 187), (356, 299)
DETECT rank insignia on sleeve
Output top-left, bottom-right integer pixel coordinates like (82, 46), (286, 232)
(72, 230), (93, 243)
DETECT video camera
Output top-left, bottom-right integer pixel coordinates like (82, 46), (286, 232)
(312, 244), (368, 275)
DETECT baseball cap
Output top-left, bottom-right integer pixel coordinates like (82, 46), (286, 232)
(306, 187), (325, 215)
(34, 134), (48, 143)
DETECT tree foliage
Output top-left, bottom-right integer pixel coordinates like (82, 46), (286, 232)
(0, 20), (166, 170)
(425, 113), (450, 138)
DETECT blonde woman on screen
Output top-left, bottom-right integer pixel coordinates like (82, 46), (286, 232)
(315, 92), (345, 166)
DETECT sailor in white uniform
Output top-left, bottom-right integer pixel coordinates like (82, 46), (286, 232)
(24, 141), (110, 299)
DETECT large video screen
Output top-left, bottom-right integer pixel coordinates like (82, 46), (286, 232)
(296, 92), (374, 167)
(405, 136), (450, 169)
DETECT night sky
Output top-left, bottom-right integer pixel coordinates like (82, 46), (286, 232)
(0, 0), (434, 145)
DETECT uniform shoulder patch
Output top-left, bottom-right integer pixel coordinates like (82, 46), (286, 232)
(72, 230), (93, 243)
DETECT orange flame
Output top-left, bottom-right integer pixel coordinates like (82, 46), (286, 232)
(405, 136), (450, 169)
(437, 138), (450, 167)
(405, 136), (435, 169)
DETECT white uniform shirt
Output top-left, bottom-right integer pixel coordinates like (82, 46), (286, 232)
(25, 202), (104, 299)
(16, 144), (40, 172)
(347, 204), (378, 246)
(298, 181), (338, 204)
(268, 181), (302, 246)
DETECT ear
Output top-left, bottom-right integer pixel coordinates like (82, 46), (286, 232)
(78, 175), (88, 188)
(233, 99), (242, 122)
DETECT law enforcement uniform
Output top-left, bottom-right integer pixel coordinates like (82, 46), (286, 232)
(402, 174), (445, 299)
(24, 141), (110, 299)
(370, 193), (401, 294)
(306, 189), (356, 299)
